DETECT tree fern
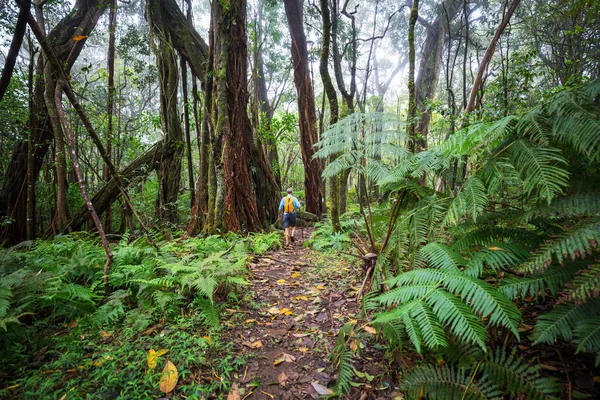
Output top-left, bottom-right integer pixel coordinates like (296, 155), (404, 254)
(559, 263), (600, 304)
(443, 176), (489, 226)
(522, 218), (600, 273)
(505, 139), (569, 204)
(401, 347), (560, 400)
(481, 347), (560, 399)
(532, 298), (600, 344)
(401, 363), (502, 400)
(572, 317), (600, 365)
(376, 266), (520, 351)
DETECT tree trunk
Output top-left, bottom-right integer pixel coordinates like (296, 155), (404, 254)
(284, 0), (323, 218)
(181, 57), (195, 207)
(0, 0), (30, 102)
(407, 0), (419, 153)
(319, 0), (341, 231)
(465, 0), (521, 116)
(26, 32), (36, 240)
(0, 0), (108, 245)
(147, 0), (184, 224)
(212, 0), (262, 232)
(414, 0), (462, 152)
(104, 0), (117, 232)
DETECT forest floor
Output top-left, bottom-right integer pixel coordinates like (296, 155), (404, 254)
(219, 228), (400, 400)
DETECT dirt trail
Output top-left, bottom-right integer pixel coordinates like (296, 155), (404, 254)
(223, 228), (390, 399)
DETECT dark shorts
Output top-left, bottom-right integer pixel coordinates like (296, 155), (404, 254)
(283, 213), (297, 228)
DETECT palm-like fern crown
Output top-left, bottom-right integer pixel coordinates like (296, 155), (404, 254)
(332, 80), (600, 375)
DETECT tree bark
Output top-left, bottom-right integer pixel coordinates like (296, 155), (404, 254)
(214, 0), (262, 232)
(181, 57), (195, 207)
(104, 0), (117, 232)
(407, 0), (419, 152)
(26, 32), (36, 240)
(0, 0), (108, 245)
(147, 0), (184, 224)
(414, 0), (462, 152)
(284, 0), (323, 218)
(0, 0), (30, 102)
(319, 0), (341, 231)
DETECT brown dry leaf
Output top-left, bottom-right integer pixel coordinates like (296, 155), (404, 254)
(311, 382), (334, 395)
(488, 246), (505, 251)
(242, 340), (263, 349)
(291, 272), (301, 278)
(363, 326), (376, 334)
(593, 376), (600, 383)
(540, 364), (559, 371)
(278, 371), (288, 386)
(100, 331), (112, 338)
(159, 360), (178, 393)
(274, 352), (296, 366)
(147, 349), (169, 369)
(226, 383), (241, 400)
(349, 339), (359, 351)
(72, 35), (88, 41)
(292, 333), (308, 338)
(68, 320), (78, 328)
(245, 319), (258, 324)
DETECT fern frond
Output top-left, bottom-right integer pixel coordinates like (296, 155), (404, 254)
(401, 364), (502, 400)
(190, 276), (218, 302)
(444, 177), (489, 226)
(548, 85), (600, 162)
(419, 242), (466, 271)
(506, 139), (569, 204)
(335, 347), (354, 395)
(481, 347), (560, 400)
(522, 218), (600, 273)
(573, 316), (600, 361)
(532, 298), (600, 344)
(464, 244), (530, 277)
(425, 289), (488, 350)
(559, 263), (600, 304)
(499, 263), (580, 300)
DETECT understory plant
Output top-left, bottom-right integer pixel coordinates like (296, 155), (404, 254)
(321, 80), (600, 398)
(0, 231), (280, 398)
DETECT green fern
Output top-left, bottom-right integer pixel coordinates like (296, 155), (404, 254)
(532, 298), (600, 344)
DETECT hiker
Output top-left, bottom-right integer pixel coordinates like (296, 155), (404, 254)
(279, 188), (301, 247)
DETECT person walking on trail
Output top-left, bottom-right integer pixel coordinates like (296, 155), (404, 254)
(279, 188), (301, 247)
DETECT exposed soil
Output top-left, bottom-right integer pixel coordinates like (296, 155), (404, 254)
(222, 228), (396, 399)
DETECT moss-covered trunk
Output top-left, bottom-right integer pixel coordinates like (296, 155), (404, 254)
(284, 0), (324, 218)
(0, 0), (108, 244)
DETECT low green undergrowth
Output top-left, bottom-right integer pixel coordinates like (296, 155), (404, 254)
(0, 231), (281, 399)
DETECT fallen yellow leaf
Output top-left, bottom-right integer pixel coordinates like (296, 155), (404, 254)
(279, 308), (293, 316)
(295, 295), (308, 301)
(202, 336), (212, 343)
(291, 272), (301, 278)
(363, 326), (376, 334)
(72, 35), (88, 41)
(298, 347), (309, 354)
(276, 279), (286, 285)
(268, 306), (280, 314)
(242, 340), (263, 349)
(159, 360), (178, 393)
(316, 285), (325, 290)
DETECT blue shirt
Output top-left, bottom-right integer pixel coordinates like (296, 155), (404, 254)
(279, 196), (301, 215)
